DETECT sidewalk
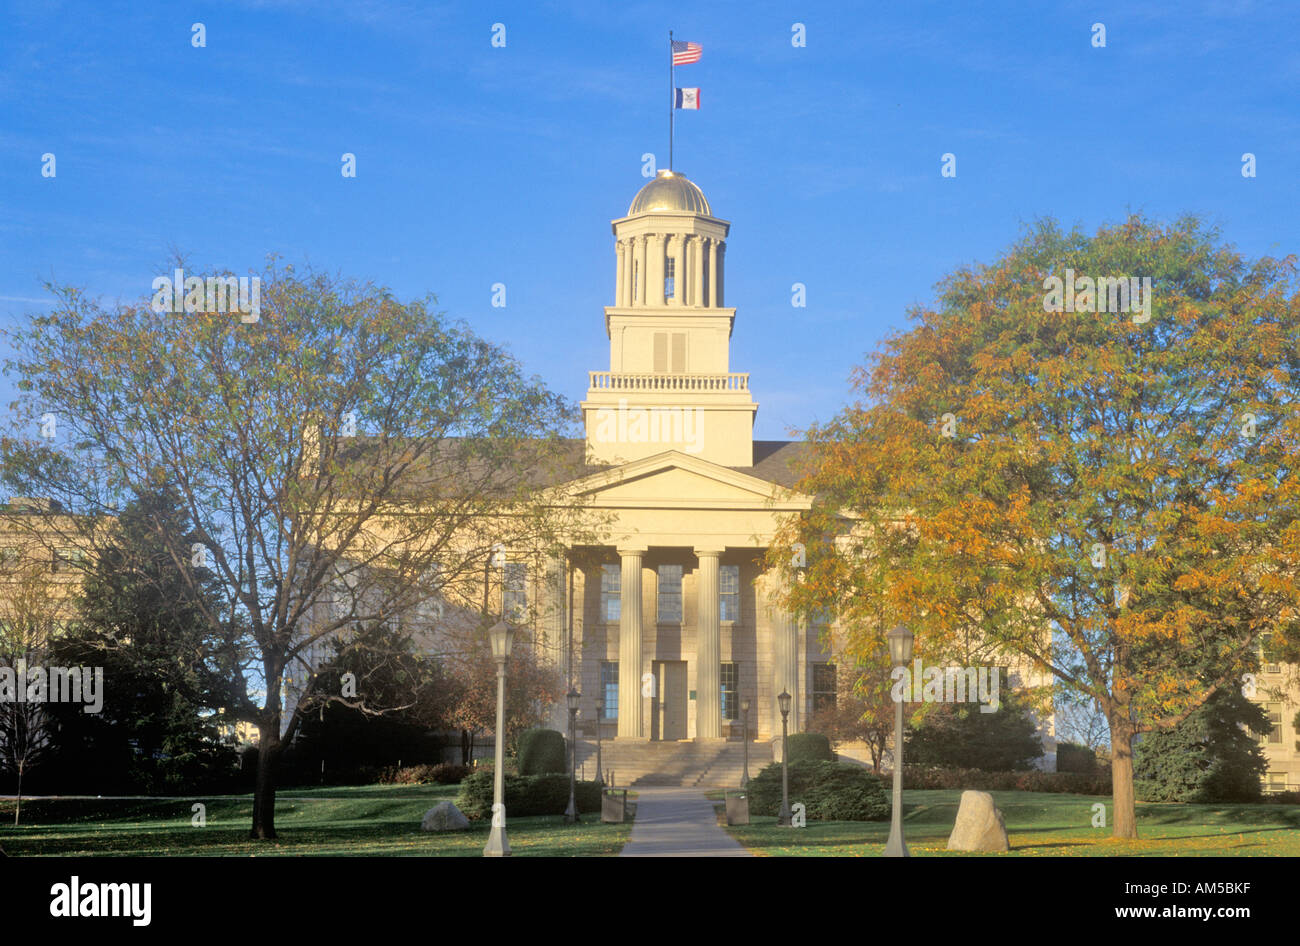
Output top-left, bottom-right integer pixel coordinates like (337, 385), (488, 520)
(619, 787), (752, 857)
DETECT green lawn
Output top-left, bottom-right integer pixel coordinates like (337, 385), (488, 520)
(720, 790), (1300, 856)
(0, 783), (633, 857)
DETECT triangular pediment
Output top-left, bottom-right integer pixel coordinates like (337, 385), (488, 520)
(555, 450), (810, 510)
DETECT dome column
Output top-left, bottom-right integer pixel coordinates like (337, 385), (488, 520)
(615, 239), (627, 307)
(648, 234), (666, 306)
(714, 241), (725, 307)
(708, 239), (720, 307)
(669, 235), (685, 305)
(692, 236), (705, 308)
(623, 238), (635, 307)
(635, 235), (648, 306)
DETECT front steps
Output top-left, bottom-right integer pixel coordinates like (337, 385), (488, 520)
(574, 738), (772, 788)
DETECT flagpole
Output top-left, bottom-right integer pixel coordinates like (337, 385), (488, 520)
(669, 29), (674, 171)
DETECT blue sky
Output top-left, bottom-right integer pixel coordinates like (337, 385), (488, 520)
(3, 0), (1298, 441)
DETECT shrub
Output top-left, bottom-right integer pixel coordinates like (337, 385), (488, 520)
(456, 770), (601, 820)
(746, 760), (889, 821)
(786, 733), (834, 764)
(380, 762), (470, 785)
(901, 764), (1111, 795)
(517, 729), (568, 776)
(1262, 790), (1300, 805)
(904, 674), (1045, 771)
(1056, 742), (1098, 774)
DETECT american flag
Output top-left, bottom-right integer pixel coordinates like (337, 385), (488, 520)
(672, 40), (702, 65)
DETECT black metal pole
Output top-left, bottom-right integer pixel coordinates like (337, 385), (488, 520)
(778, 709), (791, 826)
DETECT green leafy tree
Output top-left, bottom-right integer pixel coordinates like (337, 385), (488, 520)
(44, 486), (239, 793)
(903, 671), (1045, 771)
(1133, 688), (1271, 802)
(285, 621), (460, 780)
(772, 215), (1300, 837)
(1, 259), (588, 838)
(808, 666), (907, 773)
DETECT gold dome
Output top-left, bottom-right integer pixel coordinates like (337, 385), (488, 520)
(628, 170), (712, 216)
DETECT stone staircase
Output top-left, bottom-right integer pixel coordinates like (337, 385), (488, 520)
(575, 739), (773, 788)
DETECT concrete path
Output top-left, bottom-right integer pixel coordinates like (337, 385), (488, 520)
(619, 787), (752, 857)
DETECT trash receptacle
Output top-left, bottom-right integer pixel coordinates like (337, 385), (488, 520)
(725, 792), (749, 825)
(602, 789), (627, 823)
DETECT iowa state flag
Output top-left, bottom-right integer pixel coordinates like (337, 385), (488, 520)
(674, 87), (700, 110)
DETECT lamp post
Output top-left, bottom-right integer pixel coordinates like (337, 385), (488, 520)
(483, 619), (516, 857)
(740, 698), (751, 788)
(777, 689), (792, 826)
(564, 688), (581, 823)
(884, 624), (914, 857)
(595, 698), (605, 788)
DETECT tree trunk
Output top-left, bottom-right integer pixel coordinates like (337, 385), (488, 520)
(461, 728), (470, 765)
(250, 723), (281, 840)
(1109, 719), (1138, 839)
(13, 763), (22, 827)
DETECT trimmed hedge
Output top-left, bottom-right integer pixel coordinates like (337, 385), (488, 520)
(517, 728), (568, 776)
(746, 760), (890, 821)
(456, 770), (602, 820)
(902, 764), (1112, 795)
(786, 733), (834, 764)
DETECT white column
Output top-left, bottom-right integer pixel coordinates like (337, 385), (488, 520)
(772, 603), (799, 739)
(617, 548), (645, 738)
(635, 236), (647, 306)
(615, 240), (627, 307)
(676, 233), (686, 305)
(695, 548), (722, 738)
(708, 239), (719, 307)
(624, 239), (634, 306)
(692, 235), (704, 308)
(648, 234), (665, 306)
(714, 241), (725, 307)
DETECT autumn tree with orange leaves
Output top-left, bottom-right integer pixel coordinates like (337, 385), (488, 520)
(772, 215), (1300, 839)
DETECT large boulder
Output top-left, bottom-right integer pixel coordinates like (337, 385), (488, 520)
(421, 801), (470, 832)
(946, 790), (1010, 852)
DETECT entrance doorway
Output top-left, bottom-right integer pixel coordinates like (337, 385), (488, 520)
(655, 660), (688, 740)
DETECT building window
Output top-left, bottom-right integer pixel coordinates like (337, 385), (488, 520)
(719, 565), (740, 622)
(601, 661), (619, 720)
(52, 547), (84, 573)
(1261, 632), (1281, 674)
(721, 663), (738, 720)
(1264, 702), (1283, 744)
(812, 663), (837, 714)
(601, 563), (621, 623)
(664, 255), (675, 300)
(504, 562), (527, 623)
(1266, 772), (1288, 793)
(657, 564), (682, 623)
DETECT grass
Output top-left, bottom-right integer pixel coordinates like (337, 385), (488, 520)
(0, 783), (634, 857)
(721, 790), (1300, 856)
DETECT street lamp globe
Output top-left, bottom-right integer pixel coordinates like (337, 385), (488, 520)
(777, 689), (791, 717)
(567, 688), (580, 713)
(489, 620), (516, 662)
(887, 625), (913, 665)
